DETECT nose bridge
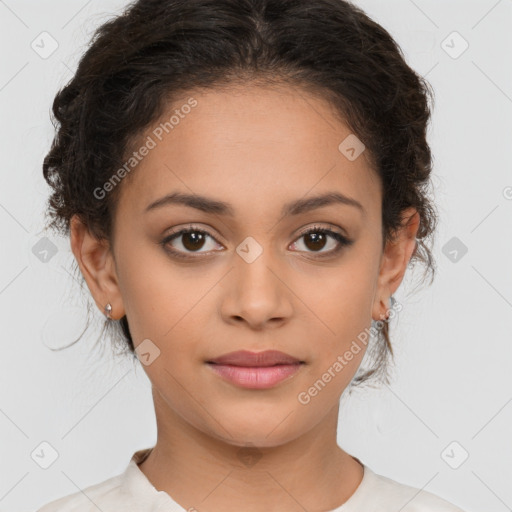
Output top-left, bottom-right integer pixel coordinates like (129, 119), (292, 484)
(235, 235), (282, 300)
(220, 234), (293, 327)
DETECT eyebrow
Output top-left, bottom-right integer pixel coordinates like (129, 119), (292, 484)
(144, 191), (365, 217)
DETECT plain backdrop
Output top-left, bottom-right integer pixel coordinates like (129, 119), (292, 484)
(0, 1), (511, 511)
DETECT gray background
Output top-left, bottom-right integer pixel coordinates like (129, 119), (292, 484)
(0, 1), (511, 511)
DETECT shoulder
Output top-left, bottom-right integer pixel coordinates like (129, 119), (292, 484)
(357, 466), (467, 512)
(35, 448), (156, 511)
(36, 473), (125, 512)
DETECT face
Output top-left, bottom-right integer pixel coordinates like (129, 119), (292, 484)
(71, 83), (418, 448)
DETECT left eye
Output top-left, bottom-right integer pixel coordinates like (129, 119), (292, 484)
(290, 227), (351, 254)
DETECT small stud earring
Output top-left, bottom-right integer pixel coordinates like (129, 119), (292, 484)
(385, 296), (396, 320)
(104, 303), (112, 319)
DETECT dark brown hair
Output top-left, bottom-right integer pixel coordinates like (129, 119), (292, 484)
(42, 0), (437, 389)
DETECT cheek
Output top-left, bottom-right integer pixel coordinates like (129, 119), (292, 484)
(114, 245), (184, 344)
(297, 250), (379, 390)
(303, 255), (378, 342)
(117, 260), (214, 388)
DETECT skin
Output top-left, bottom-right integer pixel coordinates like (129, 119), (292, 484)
(70, 83), (419, 512)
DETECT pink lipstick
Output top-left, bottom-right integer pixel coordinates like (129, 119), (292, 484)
(206, 350), (304, 389)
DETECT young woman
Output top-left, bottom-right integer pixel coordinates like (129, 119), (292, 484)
(37, 0), (466, 510)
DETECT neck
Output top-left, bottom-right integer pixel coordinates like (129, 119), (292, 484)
(137, 388), (364, 512)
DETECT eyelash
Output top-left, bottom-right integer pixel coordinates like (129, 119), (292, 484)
(160, 224), (353, 260)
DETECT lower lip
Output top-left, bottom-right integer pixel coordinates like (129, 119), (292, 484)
(206, 363), (303, 389)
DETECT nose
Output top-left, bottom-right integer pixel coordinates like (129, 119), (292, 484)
(219, 250), (294, 330)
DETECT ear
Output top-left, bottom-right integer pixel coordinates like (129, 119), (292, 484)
(69, 214), (125, 320)
(371, 207), (420, 322)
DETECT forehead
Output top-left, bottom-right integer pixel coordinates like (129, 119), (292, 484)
(115, 84), (381, 221)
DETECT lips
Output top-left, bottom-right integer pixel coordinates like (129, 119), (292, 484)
(205, 350), (305, 389)
(206, 350), (303, 367)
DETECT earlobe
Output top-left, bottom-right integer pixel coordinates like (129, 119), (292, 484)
(372, 208), (420, 321)
(69, 215), (125, 320)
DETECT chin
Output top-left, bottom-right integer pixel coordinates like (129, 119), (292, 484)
(204, 414), (305, 449)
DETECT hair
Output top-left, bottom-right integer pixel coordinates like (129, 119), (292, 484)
(42, 0), (437, 390)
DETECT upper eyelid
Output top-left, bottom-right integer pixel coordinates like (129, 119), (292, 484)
(298, 224), (345, 236)
(166, 224), (344, 236)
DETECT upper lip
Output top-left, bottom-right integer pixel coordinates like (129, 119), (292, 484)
(206, 350), (303, 367)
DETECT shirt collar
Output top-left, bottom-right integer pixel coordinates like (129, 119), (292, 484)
(120, 447), (374, 511)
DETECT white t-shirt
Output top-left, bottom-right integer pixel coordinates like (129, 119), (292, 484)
(37, 447), (467, 512)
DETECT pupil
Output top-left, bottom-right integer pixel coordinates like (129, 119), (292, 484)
(183, 232), (205, 251)
(305, 233), (326, 251)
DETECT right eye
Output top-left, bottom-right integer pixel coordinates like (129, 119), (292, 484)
(161, 226), (224, 259)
